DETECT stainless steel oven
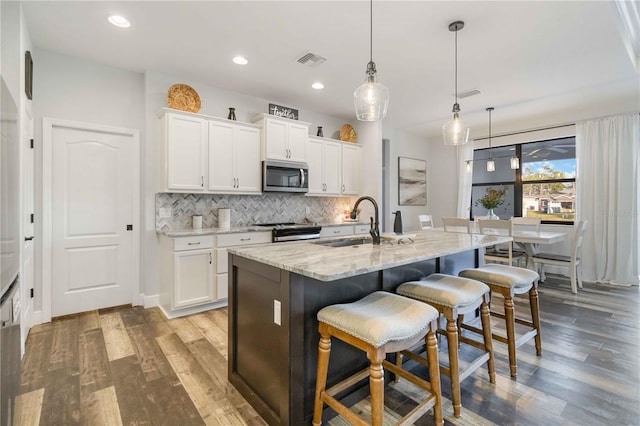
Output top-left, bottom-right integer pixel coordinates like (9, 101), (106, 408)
(263, 160), (309, 193)
(254, 223), (322, 242)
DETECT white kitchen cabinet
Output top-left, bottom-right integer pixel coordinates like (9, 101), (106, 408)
(254, 114), (310, 162)
(307, 137), (341, 195)
(341, 143), (361, 195)
(214, 232), (272, 301)
(162, 112), (208, 191)
(158, 234), (218, 318)
(208, 119), (261, 193)
(354, 224), (371, 234)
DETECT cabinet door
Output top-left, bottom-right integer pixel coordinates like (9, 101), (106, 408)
(166, 114), (207, 190)
(341, 144), (361, 195)
(306, 138), (324, 194)
(208, 121), (235, 191)
(264, 119), (288, 160)
(287, 122), (308, 162)
(234, 126), (261, 192)
(173, 249), (214, 308)
(323, 141), (341, 195)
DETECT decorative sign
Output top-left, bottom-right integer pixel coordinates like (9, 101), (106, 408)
(269, 103), (298, 120)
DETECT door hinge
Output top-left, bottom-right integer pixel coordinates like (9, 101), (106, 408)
(30, 288), (34, 298)
(127, 224), (133, 231)
(30, 213), (34, 223)
(30, 139), (34, 149)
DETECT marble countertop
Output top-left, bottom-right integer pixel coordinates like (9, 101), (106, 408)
(159, 221), (369, 237)
(228, 229), (512, 281)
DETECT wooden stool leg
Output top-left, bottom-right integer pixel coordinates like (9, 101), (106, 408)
(425, 325), (443, 425)
(529, 285), (542, 356)
(479, 296), (496, 384)
(313, 331), (331, 426)
(368, 354), (385, 426)
(445, 315), (461, 417)
(394, 352), (402, 383)
(504, 296), (518, 377)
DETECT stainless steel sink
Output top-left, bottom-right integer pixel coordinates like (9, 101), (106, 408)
(312, 237), (372, 248)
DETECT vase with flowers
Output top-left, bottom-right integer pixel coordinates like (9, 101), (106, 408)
(475, 186), (508, 219)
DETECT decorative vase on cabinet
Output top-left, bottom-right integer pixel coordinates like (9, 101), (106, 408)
(486, 209), (499, 219)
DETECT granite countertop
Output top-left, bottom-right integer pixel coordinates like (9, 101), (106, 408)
(227, 229), (512, 282)
(159, 221), (369, 237)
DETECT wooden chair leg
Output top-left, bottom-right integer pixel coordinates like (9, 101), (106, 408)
(445, 316), (461, 417)
(313, 333), (331, 426)
(425, 326), (443, 425)
(503, 296), (517, 377)
(529, 286), (542, 356)
(368, 358), (384, 426)
(479, 298), (496, 384)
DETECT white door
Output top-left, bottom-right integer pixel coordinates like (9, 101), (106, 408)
(50, 125), (136, 317)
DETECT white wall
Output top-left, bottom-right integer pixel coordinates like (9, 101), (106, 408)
(32, 49), (145, 312)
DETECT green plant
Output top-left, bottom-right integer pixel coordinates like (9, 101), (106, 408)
(475, 186), (508, 210)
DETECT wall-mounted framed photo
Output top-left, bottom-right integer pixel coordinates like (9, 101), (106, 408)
(25, 51), (33, 100)
(398, 157), (427, 206)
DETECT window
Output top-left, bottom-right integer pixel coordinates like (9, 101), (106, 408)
(471, 137), (576, 224)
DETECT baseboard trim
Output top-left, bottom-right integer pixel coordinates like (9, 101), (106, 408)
(33, 310), (43, 325)
(141, 293), (159, 308)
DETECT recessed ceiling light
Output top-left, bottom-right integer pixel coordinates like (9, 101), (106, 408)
(233, 56), (248, 65)
(312, 82), (325, 90)
(108, 15), (131, 28)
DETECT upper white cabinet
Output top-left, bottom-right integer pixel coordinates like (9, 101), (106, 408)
(341, 143), (361, 195)
(253, 114), (310, 162)
(208, 119), (261, 193)
(163, 112), (208, 191)
(160, 109), (261, 194)
(307, 137), (341, 195)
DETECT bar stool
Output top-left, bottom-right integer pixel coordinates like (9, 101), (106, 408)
(459, 264), (541, 377)
(396, 274), (495, 417)
(313, 291), (443, 426)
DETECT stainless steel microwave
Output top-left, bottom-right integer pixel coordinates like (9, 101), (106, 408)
(263, 160), (309, 193)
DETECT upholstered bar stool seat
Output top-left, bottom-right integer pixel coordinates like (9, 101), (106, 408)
(313, 291), (443, 426)
(396, 274), (495, 417)
(459, 264), (542, 377)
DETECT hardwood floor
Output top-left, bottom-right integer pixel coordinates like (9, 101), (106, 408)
(15, 276), (640, 425)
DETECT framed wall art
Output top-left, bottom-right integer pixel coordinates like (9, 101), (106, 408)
(398, 157), (427, 206)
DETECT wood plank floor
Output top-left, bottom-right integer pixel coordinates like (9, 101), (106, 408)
(15, 276), (640, 425)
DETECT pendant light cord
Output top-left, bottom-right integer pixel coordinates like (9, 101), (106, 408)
(454, 27), (458, 104)
(370, 0), (373, 62)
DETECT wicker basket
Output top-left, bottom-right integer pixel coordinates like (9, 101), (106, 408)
(167, 84), (201, 113)
(340, 124), (357, 143)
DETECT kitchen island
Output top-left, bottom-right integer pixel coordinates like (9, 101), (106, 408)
(227, 229), (511, 425)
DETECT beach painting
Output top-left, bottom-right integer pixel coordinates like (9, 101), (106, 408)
(398, 157), (427, 205)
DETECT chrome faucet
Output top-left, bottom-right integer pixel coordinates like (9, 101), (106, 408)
(351, 196), (381, 245)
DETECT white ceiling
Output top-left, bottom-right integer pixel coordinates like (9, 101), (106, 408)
(22, 1), (639, 138)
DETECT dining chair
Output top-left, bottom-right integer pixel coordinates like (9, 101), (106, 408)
(419, 214), (433, 229)
(478, 219), (526, 267)
(442, 217), (471, 233)
(511, 217), (541, 232)
(532, 220), (588, 294)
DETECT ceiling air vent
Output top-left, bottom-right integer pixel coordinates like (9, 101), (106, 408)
(296, 51), (327, 67)
(457, 88), (482, 99)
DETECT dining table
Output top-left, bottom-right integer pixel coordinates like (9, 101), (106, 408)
(466, 221), (567, 269)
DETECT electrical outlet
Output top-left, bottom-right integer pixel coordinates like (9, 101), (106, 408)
(273, 300), (281, 326)
(159, 207), (171, 218)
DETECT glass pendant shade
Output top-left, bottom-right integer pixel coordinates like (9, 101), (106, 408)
(510, 156), (520, 169)
(442, 113), (470, 145)
(465, 160), (472, 173)
(486, 158), (495, 172)
(354, 67), (389, 121)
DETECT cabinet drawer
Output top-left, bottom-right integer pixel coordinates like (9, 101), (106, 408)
(354, 225), (370, 235)
(216, 232), (271, 247)
(319, 226), (354, 238)
(173, 235), (214, 251)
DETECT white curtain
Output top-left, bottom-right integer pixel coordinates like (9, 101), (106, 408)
(456, 142), (474, 218)
(576, 113), (640, 286)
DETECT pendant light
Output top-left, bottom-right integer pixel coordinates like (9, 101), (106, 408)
(442, 21), (470, 145)
(486, 107), (495, 172)
(353, 0), (389, 121)
(510, 155), (520, 169)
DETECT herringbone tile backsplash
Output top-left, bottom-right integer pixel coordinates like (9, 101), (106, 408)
(156, 193), (358, 230)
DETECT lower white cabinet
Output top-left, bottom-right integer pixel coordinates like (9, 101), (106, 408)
(215, 232), (272, 300)
(173, 248), (215, 308)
